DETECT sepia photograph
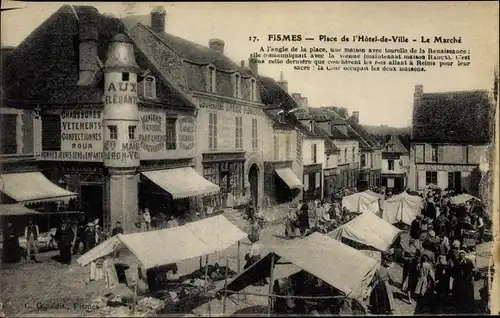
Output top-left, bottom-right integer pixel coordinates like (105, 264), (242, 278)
(0, 1), (498, 317)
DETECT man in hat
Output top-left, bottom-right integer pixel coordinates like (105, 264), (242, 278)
(24, 218), (40, 263)
(435, 255), (451, 302)
(84, 222), (96, 253)
(55, 221), (74, 265)
(410, 215), (423, 240)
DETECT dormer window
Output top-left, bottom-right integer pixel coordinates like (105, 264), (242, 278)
(250, 78), (257, 101)
(122, 72), (130, 81)
(144, 75), (156, 99)
(207, 66), (216, 93)
(309, 120), (313, 132)
(233, 73), (241, 98)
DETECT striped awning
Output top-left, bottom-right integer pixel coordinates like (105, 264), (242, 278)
(141, 167), (220, 199)
(274, 168), (303, 190)
(0, 172), (78, 203)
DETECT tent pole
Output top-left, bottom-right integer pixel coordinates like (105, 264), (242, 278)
(237, 241), (241, 273)
(203, 255), (211, 317)
(267, 253), (275, 317)
(131, 265), (138, 315)
(222, 257), (229, 314)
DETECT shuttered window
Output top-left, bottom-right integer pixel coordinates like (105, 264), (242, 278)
(41, 114), (61, 151)
(166, 118), (177, 150)
(0, 114), (17, 154)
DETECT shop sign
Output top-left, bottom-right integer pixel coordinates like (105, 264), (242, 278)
(41, 109), (104, 162)
(179, 116), (195, 151)
(103, 140), (140, 166)
(199, 99), (263, 116)
(139, 111), (166, 153)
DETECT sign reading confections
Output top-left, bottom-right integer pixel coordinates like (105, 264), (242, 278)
(41, 109), (104, 162)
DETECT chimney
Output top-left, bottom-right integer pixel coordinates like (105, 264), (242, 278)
(151, 6), (166, 33)
(291, 93), (301, 102)
(352, 111), (359, 123)
(299, 97), (308, 109)
(209, 38), (225, 54)
(240, 60), (245, 68)
(414, 84), (423, 98)
(277, 71), (288, 93)
(77, 8), (100, 87)
(248, 57), (258, 75)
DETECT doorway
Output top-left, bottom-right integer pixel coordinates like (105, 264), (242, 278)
(248, 164), (259, 206)
(80, 184), (103, 222)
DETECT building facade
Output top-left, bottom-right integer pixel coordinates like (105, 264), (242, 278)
(381, 135), (409, 193)
(408, 84), (493, 195)
(2, 6), (220, 233)
(127, 12), (271, 210)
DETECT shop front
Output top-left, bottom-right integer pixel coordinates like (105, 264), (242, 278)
(382, 173), (406, 193)
(303, 164), (322, 201)
(202, 152), (246, 208)
(323, 168), (338, 199)
(264, 160), (302, 205)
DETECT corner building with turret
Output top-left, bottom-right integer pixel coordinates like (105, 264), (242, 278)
(1, 6), (218, 233)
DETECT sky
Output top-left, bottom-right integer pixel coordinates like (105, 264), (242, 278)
(1, 1), (499, 127)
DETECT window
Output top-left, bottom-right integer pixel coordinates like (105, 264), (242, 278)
(388, 159), (395, 171)
(122, 72), (130, 81)
(208, 113), (218, 150)
(250, 79), (257, 101)
(352, 147), (355, 162)
(315, 172), (321, 189)
(285, 135), (291, 159)
(312, 144), (317, 163)
(370, 153), (374, 168)
(235, 116), (243, 149)
(108, 125), (118, 140)
(41, 114), (61, 151)
(207, 66), (216, 93)
(309, 121), (313, 132)
(344, 149), (347, 162)
(128, 125), (136, 140)
(144, 76), (156, 99)
(252, 118), (258, 149)
(274, 135), (279, 160)
(166, 118), (177, 150)
(431, 145), (438, 162)
(0, 114), (17, 154)
(426, 171), (437, 185)
(448, 172), (455, 189)
(234, 74), (241, 98)
(361, 154), (366, 167)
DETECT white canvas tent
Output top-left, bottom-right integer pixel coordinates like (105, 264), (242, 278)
(342, 191), (380, 214)
(382, 192), (423, 225)
(223, 232), (378, 300)
(327, 212), (403, 252)
(77, 215), (247, 269)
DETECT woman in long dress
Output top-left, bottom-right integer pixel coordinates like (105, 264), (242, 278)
(2, 221), (20, 263)
(414, 254), (436, 301)
(369, 259), (396, 314)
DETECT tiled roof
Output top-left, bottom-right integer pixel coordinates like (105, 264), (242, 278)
(314, 125), (340, 154)
(382, 135), (409, 153)
(412, 90), (492, 143)
(257, 75), (320, 139)
(2, 6), (192, 109)
(347, 117), (382, 149)
(309, 107), (345, 122)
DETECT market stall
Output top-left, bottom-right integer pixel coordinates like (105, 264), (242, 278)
(342, 191), (380, 214)
(327, 212), (403, 253)
(77, 215), (246, 315)
(216, 233), (378, 315)
(450, 194), (481, 205)
(382, 191), (423, 226)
